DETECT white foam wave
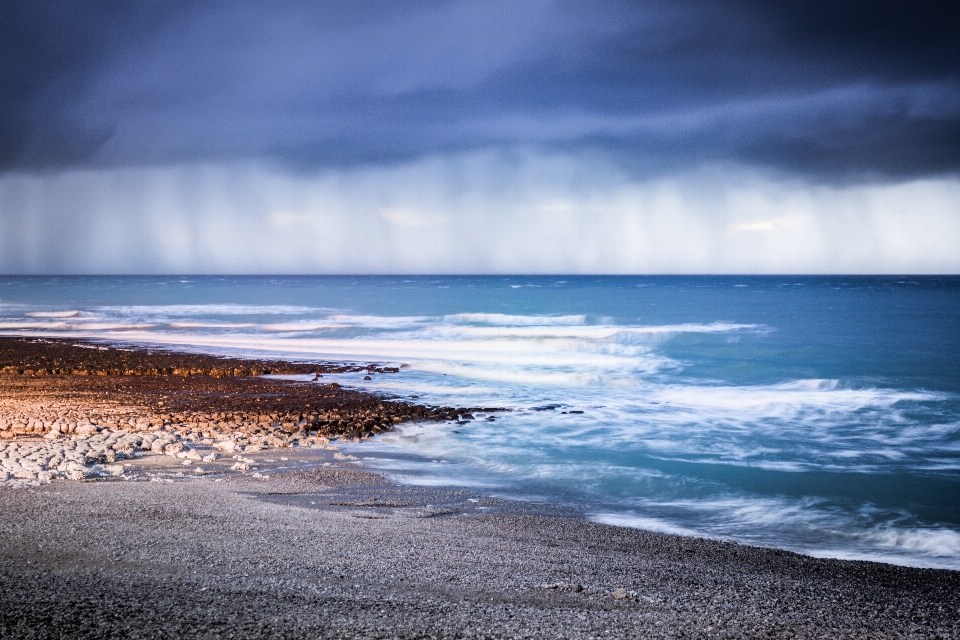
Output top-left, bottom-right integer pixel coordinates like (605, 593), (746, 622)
(67, 323), (157, 331)
(390, 323), (760, 346)
(772, 379), (839, 391)
(0, 321), (69, 330)
(92, 304), (322, 316)
(631, 322), (762, 334)
(0, 321), (158, 332)
(325, 314), (431, 327)
(645, 381), (938, 414)
(168, 322), (256, 328)
(859, 526), (960, 558)
(25, 310), (81, 318)
(590, 513), (702, 537)
(590, 500), (960, 569)
(443, 313), (586, 325)
(414, 325), (642, 340)
(261, 323), (344, 332)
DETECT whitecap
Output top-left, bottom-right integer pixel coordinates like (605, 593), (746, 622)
(443, 313), (586, 326)
(0, 321), (69, 330)
(93, 304), (322, 316)
(260, 323), (344, 332)
(25, 310), (81, 318)
(324, 314), (432, 328)
(168, 322), (256, 329)
(63, 323), (157, 331)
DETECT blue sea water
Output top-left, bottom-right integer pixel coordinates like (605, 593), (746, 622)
(1, 275), (958, 569)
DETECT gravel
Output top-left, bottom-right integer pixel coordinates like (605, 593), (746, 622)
(2, 467), (958, 639)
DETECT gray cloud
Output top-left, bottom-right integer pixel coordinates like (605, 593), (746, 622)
(2, 0), (959, 179)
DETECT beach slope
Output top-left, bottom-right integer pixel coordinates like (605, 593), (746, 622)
(1, 469), (958, 639)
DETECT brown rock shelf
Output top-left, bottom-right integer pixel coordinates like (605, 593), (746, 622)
(0, 337), (505, 444)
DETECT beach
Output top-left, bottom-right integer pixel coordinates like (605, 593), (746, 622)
(0, 336), (958, 638)
(3, 467), (959, 638)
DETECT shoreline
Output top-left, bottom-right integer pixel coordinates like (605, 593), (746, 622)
(2, 336), (959, 637)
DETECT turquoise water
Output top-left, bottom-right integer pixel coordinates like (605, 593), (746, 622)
(1, 275), (958, 568)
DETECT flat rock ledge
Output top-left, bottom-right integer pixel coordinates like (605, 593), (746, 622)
(0, 428), (345, 487)
(0, 338), (505, 488)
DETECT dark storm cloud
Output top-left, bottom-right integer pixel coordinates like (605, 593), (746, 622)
(0, 1), (193, 168)
(2, 0), (959, 178)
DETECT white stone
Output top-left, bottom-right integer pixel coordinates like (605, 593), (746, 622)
(214, 440), (237, 453)
(164, 442), (184, 455)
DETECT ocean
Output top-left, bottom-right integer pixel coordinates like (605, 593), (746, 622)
(1, 275), (958, 569)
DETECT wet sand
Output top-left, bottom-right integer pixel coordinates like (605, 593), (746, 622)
(1, 337), (958, 638)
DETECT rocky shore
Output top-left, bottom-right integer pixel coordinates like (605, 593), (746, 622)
(0, 337), (503, 487)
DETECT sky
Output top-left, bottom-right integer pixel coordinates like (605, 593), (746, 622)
(1, 0), (959, 274)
